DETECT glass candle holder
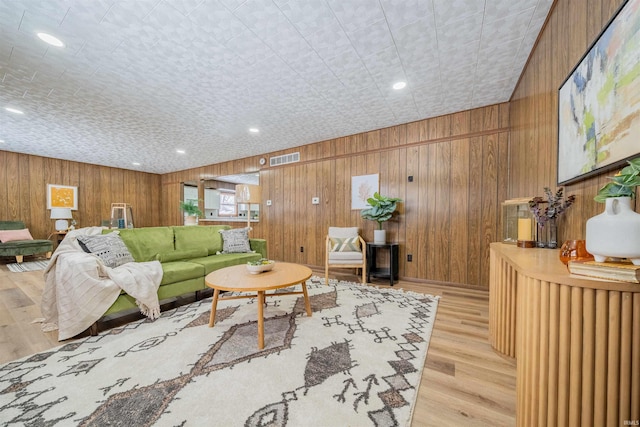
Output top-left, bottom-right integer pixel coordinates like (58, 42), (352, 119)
(559, 240), (594, 265)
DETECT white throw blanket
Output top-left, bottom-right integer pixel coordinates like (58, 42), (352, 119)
(41, 227), (163, 340)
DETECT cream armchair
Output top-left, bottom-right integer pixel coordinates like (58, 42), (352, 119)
(325, 227), (367, 285)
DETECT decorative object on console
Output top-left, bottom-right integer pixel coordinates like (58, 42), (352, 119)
(559, 239), (593, 265)
(50, 208), (72, 231)
(528, 187), (575, 249)
(501, 198), (535, 245)
(179, 200), (202, 226)
(360, 192), (402, 244)
(586, 156), (640, 264)
(567, 259), (640, 283)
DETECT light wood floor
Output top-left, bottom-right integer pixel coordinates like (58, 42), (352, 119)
(0, 261), (516, 426)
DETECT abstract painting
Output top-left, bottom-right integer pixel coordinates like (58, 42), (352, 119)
(558, 0), (640, 185)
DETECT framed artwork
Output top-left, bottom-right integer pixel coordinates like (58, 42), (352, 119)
(557, 0), (640, 185)
(351, 174), (379, 210)
(47, 184), (78, 210)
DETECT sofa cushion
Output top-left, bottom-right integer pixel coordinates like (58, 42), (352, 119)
(0, 239), (53, 257)
(0, 221), (27, 231)
(77, 232), (135, 268)
(0, 239), (51, 248)
(0, 228), (34, 243)
(188, 252), (262, 275)
(173, 225), (230, 255)
(110, 227), (175, 262)
(160, 261), (205, 285)
(219, 227), (252, 253)
(154, 247), (208, 263)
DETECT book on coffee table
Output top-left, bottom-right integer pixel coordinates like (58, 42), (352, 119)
(567, 259), (640, 283)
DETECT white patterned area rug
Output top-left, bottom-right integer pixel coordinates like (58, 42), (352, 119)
(0, 277), (439, 426)
(6, 260), (49, 273)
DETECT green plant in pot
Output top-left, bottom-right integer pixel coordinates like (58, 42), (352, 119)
(180, 200), (203, 226)
(586, 156), (640, 265)
(360, 192), (402, 243)
(593, 157), (640, 202)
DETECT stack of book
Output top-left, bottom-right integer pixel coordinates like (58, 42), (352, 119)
(568, 259), (640, 283)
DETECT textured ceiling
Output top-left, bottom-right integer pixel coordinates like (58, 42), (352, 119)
(0, 0), (553, 174)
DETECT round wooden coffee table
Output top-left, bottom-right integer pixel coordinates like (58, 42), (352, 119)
(205, 262), (313, 349)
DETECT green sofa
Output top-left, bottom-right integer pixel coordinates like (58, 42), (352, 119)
(0, 221), (53, 263)
(100, 225), (267, 318)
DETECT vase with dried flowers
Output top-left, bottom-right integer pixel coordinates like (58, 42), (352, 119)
(528, 187), (576, 249)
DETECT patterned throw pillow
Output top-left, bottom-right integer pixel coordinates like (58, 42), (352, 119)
(330, 236), (361, 252)
(76, 232), (135, 268)
(219, 227), (253, 253)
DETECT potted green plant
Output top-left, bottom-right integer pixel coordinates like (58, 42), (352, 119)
(360, 192), (402, 243)
(593, 157), (640, 202)
(180, 200), (203, 226)
(586, 156), (640, 265)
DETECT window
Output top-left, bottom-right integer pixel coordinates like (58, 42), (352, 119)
(218, 190), (236, 216)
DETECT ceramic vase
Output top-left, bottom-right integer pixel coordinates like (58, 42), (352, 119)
(374, 229), (386, 244)
(585, 197), (640, 265)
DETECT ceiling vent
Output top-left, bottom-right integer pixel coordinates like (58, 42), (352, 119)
(270, 152), (300, 167)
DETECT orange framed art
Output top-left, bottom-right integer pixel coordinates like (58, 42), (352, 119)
(47, 184), (78, 210)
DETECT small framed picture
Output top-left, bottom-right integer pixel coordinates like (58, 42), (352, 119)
(351, 174), (379, 210)
(47, 184), (78, 210)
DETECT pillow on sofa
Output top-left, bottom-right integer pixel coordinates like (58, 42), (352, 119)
(77, 232), (135, 268)
(0, 228), (34, 243)
(219, 227), (253, 253)
(174, 225), (229, 255)
(329, 236), (361, 252)
(154, 247), (208, 263)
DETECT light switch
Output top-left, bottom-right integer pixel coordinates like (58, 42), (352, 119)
(312, 197), (320, 204)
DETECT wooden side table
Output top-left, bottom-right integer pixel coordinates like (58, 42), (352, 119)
(366, 242), (399, 286)
(48, 230), (67, 249)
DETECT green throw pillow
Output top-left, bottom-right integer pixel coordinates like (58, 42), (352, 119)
(154, 247), (208, 263)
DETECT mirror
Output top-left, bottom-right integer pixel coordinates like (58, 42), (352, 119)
(201, 173), (260, 222)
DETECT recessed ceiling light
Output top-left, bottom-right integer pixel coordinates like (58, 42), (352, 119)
(0, 139), (4, 143)
(249, 128), (259, 133)
(176, 149), (185, 154)
(132, 162), (141, 166)
(5, 107), (24, 114)
(393, 81), (407, 90)
(37, 32), (65, 47)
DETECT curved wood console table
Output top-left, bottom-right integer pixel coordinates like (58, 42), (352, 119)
(489, 243), (640, 427)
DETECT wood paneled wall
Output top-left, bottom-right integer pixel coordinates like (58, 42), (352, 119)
(0, 151), (162, 240)
(509, 0), (638, 243)
(163, 103), (509, 289)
